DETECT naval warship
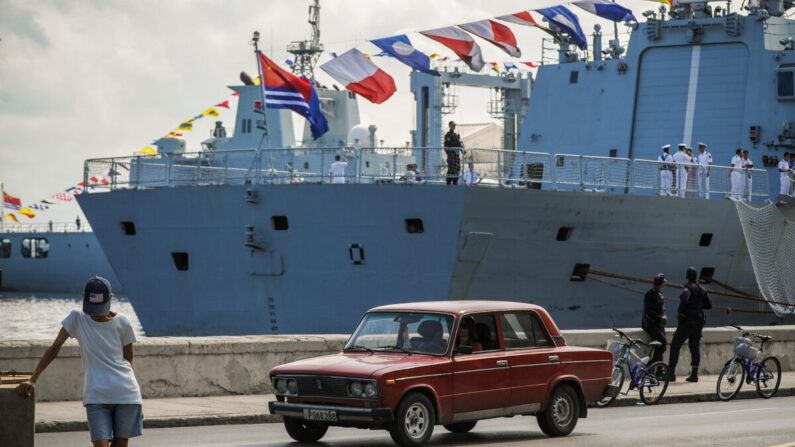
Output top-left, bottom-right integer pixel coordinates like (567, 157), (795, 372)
(78, 0), (795, 335)
(0, 222), (121, 293)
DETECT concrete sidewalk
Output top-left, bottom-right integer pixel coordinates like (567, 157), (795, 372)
(35, 372), (795, 433)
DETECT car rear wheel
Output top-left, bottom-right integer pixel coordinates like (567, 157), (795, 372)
(390, 392), (436, 447)
(283, 417), (328, 442)
(443, 421), (477, 433)
(537, 384), (579, 437)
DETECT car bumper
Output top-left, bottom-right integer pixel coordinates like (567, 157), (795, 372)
(268, 401), (394, 423)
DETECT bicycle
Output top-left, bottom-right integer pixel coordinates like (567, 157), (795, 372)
(596, 328), (670, 407)
(716, 324), (781, 401)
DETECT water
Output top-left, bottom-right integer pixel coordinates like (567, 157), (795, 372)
(0, 292), (145, 341)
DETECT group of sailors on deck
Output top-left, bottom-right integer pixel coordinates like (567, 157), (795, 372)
(657, 143), (764, 201)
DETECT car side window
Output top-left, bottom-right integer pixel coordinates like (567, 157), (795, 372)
(455, 313), (499, 354)
(500, 312), (552, 349)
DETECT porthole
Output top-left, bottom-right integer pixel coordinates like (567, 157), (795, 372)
(556, 226), (574, 241)
(405, 218), (424, 234)
(172, 252), (189, 271)
(272, 216), (289, 231)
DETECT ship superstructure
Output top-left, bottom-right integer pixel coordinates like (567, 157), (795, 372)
(78, 1), (795, 335)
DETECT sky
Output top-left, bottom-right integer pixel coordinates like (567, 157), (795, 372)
(0, 0), (671, 224)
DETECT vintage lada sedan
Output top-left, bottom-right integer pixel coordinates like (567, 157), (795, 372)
(268, 301), (614, 446)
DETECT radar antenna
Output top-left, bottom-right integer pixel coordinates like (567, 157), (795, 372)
(287, 0), (324, 81)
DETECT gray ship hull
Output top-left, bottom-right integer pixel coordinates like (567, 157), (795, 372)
(78, 184), (787, 336)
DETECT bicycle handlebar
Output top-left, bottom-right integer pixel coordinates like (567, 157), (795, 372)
(728, 323), (771, 342)
(611, 327), (650, 347)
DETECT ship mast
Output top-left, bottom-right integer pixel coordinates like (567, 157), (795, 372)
(287, 0), (324, 82)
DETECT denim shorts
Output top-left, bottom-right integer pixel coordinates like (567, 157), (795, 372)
(85, 404), (143, 441)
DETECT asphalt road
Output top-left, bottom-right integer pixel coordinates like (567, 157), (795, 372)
(38, 397), (795, 447)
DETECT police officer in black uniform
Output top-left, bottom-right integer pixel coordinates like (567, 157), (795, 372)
(667, 267), (712, 382)
(642, 274), (668, 364)
(443, 121), (464, 185)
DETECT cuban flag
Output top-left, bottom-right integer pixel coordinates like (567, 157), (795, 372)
(370, 35), (439, 76)
(420, 26), (485, 72)
(573, 0), (636, 23)
(535, 6), (588, 50)
(319, 49), (397, 104)
(258, 52), (329, 140)
(458, 19), (521, 57)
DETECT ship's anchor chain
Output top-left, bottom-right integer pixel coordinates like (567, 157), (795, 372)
(577, 267), (789, 315)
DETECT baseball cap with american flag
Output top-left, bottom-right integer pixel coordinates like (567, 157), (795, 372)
(83, 276), (112, 316)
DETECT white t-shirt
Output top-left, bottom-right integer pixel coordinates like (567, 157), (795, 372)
(62, 310), (142, 405)
(329, 161), (348, 184)
(463, 171), (479, 185)
(673, 150), (690, 166)
(731, 155), (742, 172)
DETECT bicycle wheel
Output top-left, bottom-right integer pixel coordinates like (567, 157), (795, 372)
(595, 365), (624, 408)
(639, 362), (669, 405)
(755, 356), (781, 399)
(717, 358), (745, 401)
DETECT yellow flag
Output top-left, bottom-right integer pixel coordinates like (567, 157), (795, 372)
(202, 107), (220, 117)
(429, 53), (441, 60)
(5, 213), (18, 222)
(178, 121), (193, 131)
(253, 76), (261, 85)
(18, 208), (36, 218)
(136, 146), (157, 156)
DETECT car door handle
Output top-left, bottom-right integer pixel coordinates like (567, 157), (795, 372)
(496, 360), (509, 368)
(548, 355), (560, 363)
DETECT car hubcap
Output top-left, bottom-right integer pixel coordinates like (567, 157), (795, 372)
(404, 403), (428, 439)
(552, 394), (573, 427)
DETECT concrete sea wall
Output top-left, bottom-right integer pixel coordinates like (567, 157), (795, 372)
(1, 327), (792, 402)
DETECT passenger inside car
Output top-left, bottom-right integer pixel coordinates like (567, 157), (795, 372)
(456, 317), (483, 353)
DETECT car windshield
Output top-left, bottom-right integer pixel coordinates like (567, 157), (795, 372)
(345, 312), (454, 355)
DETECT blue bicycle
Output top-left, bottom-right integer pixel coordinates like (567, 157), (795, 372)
(596, 328), (670, 407)
(716, 325), (781, 401)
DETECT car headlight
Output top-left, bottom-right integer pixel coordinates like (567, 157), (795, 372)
(364, 382), (378, 399)
(275, 378), (287, 394)
(286, 379), (298, 395)
(349, 381), (363, 397)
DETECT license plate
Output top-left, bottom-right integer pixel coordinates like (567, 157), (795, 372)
(303, 408), (338, 422)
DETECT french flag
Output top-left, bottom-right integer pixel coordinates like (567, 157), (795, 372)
(458, 19), (521, 58)
(258, 52), (329, 140)
(420, 26), (485, 72)
(572, 0), (636, 23)
(319, 49), (397, 104)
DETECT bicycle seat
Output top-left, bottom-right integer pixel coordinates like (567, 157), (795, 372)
(756, 335), (772, 342)
(648, 341), (662, 347)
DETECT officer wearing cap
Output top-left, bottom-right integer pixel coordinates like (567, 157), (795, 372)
(667, 267), (712, 382)
(672, 143), (690, 198)
(696, 142), (712, 199)
(642, 274), (668, 364)
(17, 277), (144, 445)
(444, 121), (464, 186)
(658, 145), (674, 196)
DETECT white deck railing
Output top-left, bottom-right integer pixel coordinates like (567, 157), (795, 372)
(83, 147), (771, 202)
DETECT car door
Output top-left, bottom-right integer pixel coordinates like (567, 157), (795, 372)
(451, 313), (511, 419)
(500, 312), (561, 412)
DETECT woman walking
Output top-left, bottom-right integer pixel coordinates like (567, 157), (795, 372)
(17, 276), (143, 446)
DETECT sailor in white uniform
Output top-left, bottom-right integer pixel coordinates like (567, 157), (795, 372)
(779, 153), (791, 200)
(696, 142), (712, 199)
(730, 149), (743, 200)
(658, 144), (674, 196)
(672, 143), (690, 198)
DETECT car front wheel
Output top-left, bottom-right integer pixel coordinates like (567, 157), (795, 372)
(390, 392), (436, 447)
(283, 417), (328, 442)
(537, 384), (579, 437)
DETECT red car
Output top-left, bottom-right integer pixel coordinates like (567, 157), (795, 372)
(268, 301), (614, 446)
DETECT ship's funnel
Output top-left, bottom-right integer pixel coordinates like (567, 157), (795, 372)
(240, 71), (255, 86)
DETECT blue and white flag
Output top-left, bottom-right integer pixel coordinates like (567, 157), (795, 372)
(370, 34), (439, 76)
(573, 0), (636, 23)
(504, 61), (518, 71)
(535, 5), (588, 50)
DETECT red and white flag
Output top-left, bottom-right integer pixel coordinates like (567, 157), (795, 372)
(319, 49), (397, 104)
(420, 26), (485, 72)
(496, 11), (558, 39)
(458, 19), (520, 57)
